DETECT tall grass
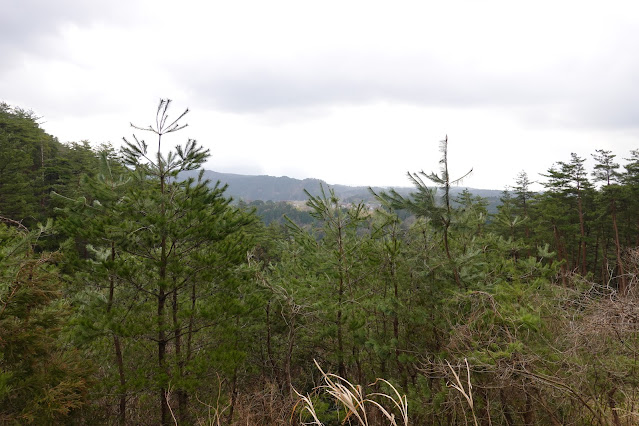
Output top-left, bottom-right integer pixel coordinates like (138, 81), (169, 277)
(293, 360), (408, 425)
(446, 358), (478, 426)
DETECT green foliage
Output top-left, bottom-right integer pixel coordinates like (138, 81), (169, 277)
(7, 100), (639, 424)
(0, 103), (100, 230)
(0, 103), (47, 224)
(58, 99), (257, 424)
(0, 223), (90, 424)
(240, 199), (314, 226)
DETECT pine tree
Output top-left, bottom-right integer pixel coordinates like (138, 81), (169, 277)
(0, 103), (44, 225)
(374, 135), (472, 287)
(56, 149), (132, 423)
(540, 153), (593, 276)
(297, 185), (371, 379)
(623, 149), (639, 246)
(0, 220), (90, 423)
(512, 170), (534, 239)
(493, 188), (527, 244)
(62, 99), (255, 424)
(592, 149), (626, 292)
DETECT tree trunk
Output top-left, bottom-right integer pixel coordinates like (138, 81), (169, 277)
(337, 220), (346, 378)
(499, 389), (514, 426)
(159, 175), (169, 426)
(158, 288), (169, 426)
(172, 286), (189, 423)
(553, 224), (568, 286)
(226, 368), (238, 424)
(285, 313), (296, 397)
(107, 242), (126, 424)
(443, 222), (462, 287)
(577, 191), (587, 276)
(522, 390), (535, 425)
(608, 387), (621, 426)
(113, 335), (126, 425)
(611, 199), (627, 295)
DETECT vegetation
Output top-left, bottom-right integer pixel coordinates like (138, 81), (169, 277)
(3, 99), (639, 424)
(181, 170), (503, 210)
(0, 220), (91, 423)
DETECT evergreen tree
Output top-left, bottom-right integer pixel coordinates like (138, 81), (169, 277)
(296, 185), (371, 379)
(492, 188), (529, 258)
(62, 99), (255, 425)
(56, 149), (132, 423)
(0, 103), (48, 225)
(374, 135), (472, 287)
(454, 188), (488, 245)
(0, 220), (90, 423)
(592, 149), (626, 292)
(623, 149), (639, 246)
(0, 103), (100, 232)
(540, 153), (593, 276)
(512, 170), (534, 239)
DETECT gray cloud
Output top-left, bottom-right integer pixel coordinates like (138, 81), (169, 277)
(0, 0), (142, 66)
(4, 0), (639, 179)
(185, 62), (520, 110)
(177, 50), (639, 132)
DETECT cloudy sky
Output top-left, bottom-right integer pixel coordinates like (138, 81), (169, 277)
(3, 0), (639, 190)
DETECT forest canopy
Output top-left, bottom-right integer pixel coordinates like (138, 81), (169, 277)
(1, 100), (639, 425)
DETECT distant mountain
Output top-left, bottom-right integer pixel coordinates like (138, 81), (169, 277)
(180, 170), (504, 211)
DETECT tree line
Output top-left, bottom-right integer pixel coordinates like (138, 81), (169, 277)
(2, 100), (639, 425)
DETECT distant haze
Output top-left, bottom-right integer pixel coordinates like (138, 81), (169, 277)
(181, 169), (504, 209)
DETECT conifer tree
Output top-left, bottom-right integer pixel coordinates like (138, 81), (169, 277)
(288, 185), (372, 380)
(56, 150), (132, 423)
(623, 149), (639, 246)
(513, 170), (534, 239)
(0, 103), (52, 225)
(121, 100), (256, 424)
(62, 99), (255, 425)
(493, 188), (526, 243)
(0, 103), (100, 234)
(374, 136), (472, 287)
(592, 149), (626, 292)
(0, 220), (90, 423)
(540, 153), (592, 276)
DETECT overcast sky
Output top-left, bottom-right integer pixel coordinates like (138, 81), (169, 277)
(3, 0), (639, 190)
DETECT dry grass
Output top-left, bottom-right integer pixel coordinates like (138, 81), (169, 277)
(293, 360), (408, 425)
(445, 358), (478, 426)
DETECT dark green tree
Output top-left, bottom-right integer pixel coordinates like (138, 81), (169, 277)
(0, 103), (52, 225)
(56, 149), (132, 423)
(492, 188), (528, 249)
(0, 220), (90, 424)
(512, 170), (534, 239)
(62, 99), (255, 425)
(374, 135), (472, 287)
(540, 153), (593, 276)
(0, 103), (100, 234)
(299, 185), (371, 379)
(623, 149), (639, 246)
(592, 149), (627, 292)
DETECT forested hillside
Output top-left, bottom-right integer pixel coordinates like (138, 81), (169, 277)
(180, 169), (503, 209)
(3, 100), (639, 425)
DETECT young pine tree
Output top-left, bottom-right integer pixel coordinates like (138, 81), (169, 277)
(374, 135), (472, 287)
(62, 100), (255, 425)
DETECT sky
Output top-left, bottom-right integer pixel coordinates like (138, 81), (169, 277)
(3, 0), (639, 190)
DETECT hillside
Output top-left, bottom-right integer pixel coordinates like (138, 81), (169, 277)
(180, 169), (504, 209)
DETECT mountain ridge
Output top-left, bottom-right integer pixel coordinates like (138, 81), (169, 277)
(180, 170), (504, 204)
